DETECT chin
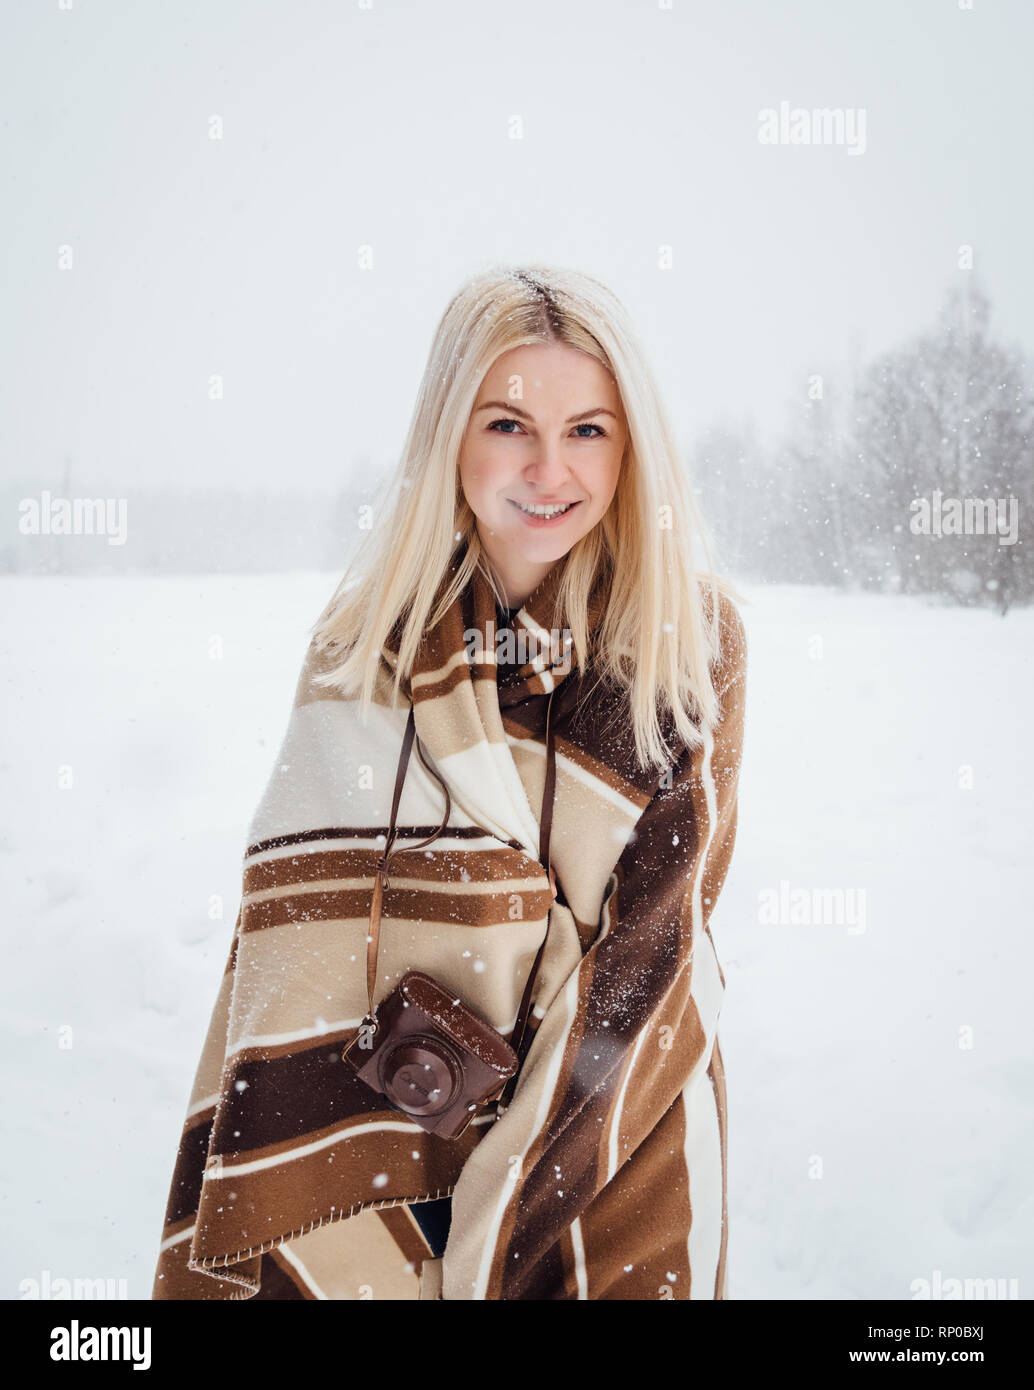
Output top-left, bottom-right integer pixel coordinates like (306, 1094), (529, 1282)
(511, 530), (581, 562)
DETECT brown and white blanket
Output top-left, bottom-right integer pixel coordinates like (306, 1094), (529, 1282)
(151, 547), (747, 1300)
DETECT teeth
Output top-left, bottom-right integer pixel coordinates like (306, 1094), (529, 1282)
(515, 501), (575, 518)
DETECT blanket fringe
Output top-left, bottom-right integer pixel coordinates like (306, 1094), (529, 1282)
(188, 1185), (457, 1274)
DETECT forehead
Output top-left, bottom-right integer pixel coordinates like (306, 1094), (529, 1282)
(476, 343), (622, 412)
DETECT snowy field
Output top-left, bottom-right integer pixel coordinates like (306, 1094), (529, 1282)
(2, 572), (1031, 1300)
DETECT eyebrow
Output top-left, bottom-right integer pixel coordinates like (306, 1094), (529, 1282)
(474, 400), (619, 424)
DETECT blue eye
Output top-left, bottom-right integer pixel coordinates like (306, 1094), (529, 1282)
(487, 418), (606, 437)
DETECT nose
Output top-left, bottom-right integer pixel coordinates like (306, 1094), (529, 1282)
(523, 441), (572, 492)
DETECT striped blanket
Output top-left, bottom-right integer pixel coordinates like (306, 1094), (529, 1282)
(151, 548), (747, 1300)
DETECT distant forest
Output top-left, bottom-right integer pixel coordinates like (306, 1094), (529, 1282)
(693, 277), (1032, 614)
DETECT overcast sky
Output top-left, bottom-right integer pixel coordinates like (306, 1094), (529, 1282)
(2, 0), (1031, 494)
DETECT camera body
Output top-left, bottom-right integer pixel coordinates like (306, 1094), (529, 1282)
(343, 971), (519, 1139)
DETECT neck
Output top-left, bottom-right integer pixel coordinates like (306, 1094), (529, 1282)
(476, 539), (559, 612)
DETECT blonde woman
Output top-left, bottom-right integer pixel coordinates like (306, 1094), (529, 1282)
(152, 264), (747, 1302)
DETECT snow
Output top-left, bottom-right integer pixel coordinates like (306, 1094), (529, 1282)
(721, 582), (1033, 1299)
(1, 572), (1031, 1299)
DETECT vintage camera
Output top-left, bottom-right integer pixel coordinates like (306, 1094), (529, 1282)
(342, 971), (519, 1140)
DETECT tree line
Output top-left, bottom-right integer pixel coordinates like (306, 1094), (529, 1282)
(693, 276), (1033, 613)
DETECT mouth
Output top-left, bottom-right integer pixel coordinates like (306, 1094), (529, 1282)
(508, 499), (582, 526)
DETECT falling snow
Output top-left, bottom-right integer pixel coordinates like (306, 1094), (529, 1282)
(4, 572), (1029, 1297)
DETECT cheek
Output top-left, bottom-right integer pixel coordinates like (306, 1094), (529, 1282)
(465, 444), (517, 494)
(460, 446), (514, 517)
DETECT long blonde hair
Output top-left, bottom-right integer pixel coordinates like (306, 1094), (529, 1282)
(311, 263), (741, 775)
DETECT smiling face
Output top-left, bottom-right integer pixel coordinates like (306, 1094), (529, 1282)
(457, 341), (628, 608)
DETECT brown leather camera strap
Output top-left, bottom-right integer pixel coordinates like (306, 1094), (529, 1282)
(363, 688), (560, 1088)
(364, 705), (452, 1025)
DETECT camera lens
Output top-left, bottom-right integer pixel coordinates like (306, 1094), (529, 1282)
(380, 1036), (462, 1116)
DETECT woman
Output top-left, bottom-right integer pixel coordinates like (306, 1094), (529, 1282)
(151, 264), (747, 1301)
